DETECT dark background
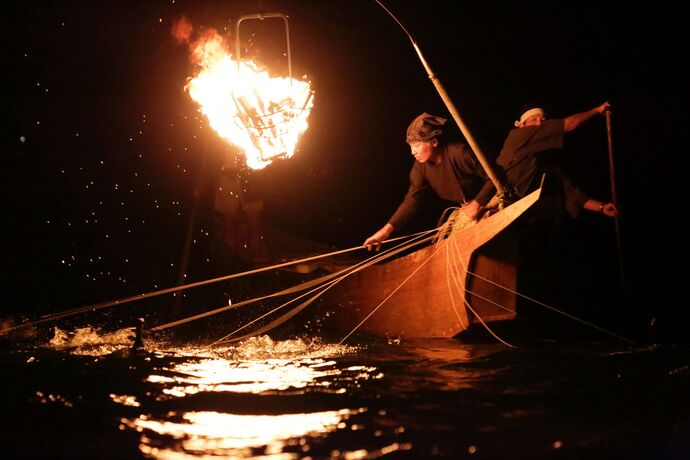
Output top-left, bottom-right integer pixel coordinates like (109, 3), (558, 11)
(3, 1), (682, 340)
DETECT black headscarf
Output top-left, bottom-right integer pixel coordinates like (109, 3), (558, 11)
(405, 112), (447, 143)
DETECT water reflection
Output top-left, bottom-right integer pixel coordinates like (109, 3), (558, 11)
(384, 338), (506, 393)
(145, 336), (369, 397)
(118, 335), (381, 458)
(148, 358), (343, 397)
(37, 329), (416, 458)
(123, 409), (358, 459)
(8, 322), (687, 459)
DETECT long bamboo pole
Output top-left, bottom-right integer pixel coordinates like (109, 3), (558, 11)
(374, 0), (505, 198)
(605, 108), (626, 292)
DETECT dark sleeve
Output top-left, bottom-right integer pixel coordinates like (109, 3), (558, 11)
(498, 119), (566, 167)
(475, 178), (496, 206)
(388, 164), (430, 231)
(562, 173), (590, 218)
(470, 151), (497, 206)
(452, 144), (496, 206)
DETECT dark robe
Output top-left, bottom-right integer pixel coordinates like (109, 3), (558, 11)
(388, 142), (495, 230)
(497, 119), (588, 218)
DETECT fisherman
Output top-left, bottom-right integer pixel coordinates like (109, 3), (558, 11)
(363, 112), (497, 251)
(497, 102), (618, 220)
(496, 102), (622, 311)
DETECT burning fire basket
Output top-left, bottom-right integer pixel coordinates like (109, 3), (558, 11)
(233, 13), (314, 162)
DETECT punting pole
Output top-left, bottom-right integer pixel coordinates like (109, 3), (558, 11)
(605, 107), (626, 292)
(373, 0), (506, 200)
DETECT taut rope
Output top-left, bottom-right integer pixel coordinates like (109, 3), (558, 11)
(6, 231), (430, 333)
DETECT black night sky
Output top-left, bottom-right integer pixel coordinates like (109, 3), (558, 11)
(4, 1), (683, 336)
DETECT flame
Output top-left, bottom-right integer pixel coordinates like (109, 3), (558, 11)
(185, 29), (314, 170)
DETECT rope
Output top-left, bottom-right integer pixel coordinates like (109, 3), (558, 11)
(465, 269), (637, 345)
(446, 233), (516, 347)
(335, 211), (513, 346)
(148, 228), (437, 339)
(208, 281), (334, 346)
(441, 210), (469, 329)
(7, 231), (430, 332)
(444, 244), (467, 330)
(211, 229), (439, 346)
(337, 232), (442, 344)
(150, 269), (343, 331)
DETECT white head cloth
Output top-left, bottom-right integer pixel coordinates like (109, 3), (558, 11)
(514, 107), (545, 127)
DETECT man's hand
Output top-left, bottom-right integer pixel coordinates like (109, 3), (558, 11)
(460, 200), (482, 220)
(363, 223), (394, 252)
(596, 101), (611, 114)
(584, 199), (619, 217)
(602, 202), (619, 217)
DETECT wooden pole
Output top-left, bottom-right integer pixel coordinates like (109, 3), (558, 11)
(605, 108), (626, 292)
(374, 1), (506, 199)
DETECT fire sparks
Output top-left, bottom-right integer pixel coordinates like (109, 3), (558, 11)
(184, 28), (314, 170)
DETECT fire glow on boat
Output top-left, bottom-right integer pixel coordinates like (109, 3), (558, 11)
(180, 20), (314, 169)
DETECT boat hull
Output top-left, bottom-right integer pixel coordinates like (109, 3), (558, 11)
(317, 188), (541, 339)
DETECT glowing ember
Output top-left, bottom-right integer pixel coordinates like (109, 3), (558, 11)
(185, 29), (314, 170)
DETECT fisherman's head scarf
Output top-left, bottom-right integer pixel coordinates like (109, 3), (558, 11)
(515, 107), (545, 127)
(406, 112), (447, 143)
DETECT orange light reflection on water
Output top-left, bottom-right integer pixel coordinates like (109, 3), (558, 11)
(147, 357), (344, 397)
(125, 409), (359, 459)
(119, 338), (380, 458)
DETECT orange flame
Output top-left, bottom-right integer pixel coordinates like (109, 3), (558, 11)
(184, 28), (314, 170)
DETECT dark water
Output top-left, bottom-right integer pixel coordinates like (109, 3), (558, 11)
(3, 319), (689, 460)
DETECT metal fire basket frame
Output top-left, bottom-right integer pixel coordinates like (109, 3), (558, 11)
(233, 13), (311, 161)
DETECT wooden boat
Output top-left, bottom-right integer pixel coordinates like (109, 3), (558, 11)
(307, 187), (541, 339)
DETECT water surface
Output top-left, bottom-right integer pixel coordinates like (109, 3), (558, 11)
(3, 323), (689, 459)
